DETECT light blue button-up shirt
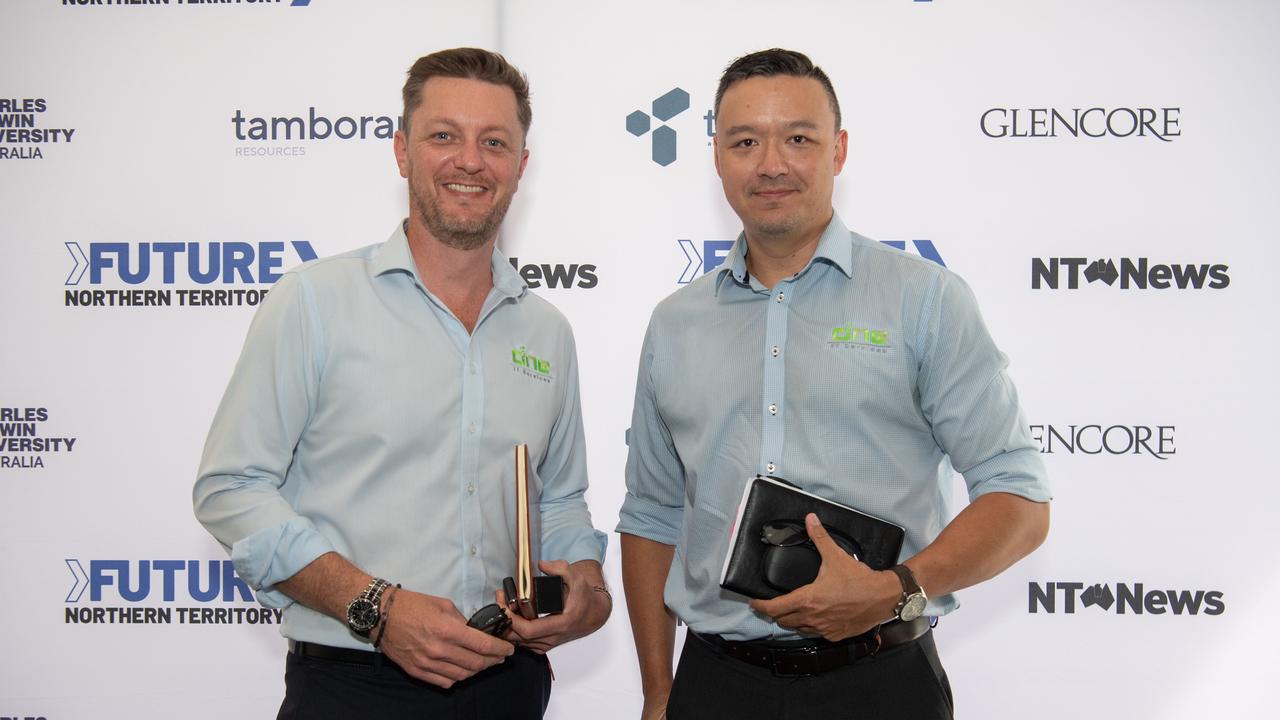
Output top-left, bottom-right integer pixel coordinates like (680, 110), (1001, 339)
(195, 222), (606, 649)
(617, 213), (1049, 641)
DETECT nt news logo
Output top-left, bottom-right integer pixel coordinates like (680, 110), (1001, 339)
(1029, 581), (1224, 616)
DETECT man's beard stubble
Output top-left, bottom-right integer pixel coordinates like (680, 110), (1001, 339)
(412, 184), (514, 251)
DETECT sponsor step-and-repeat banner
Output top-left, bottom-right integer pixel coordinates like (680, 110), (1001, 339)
(3, 0), (1277, 717)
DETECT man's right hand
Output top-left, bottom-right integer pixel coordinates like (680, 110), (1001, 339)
(378, 589), (515, 688)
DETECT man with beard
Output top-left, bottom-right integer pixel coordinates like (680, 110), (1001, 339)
(618, 49), (1050, 719)
(195, 48), (610, 719)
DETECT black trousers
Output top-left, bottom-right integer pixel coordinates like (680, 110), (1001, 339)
(667, 629), (954, 720)
(277, 646), (552, 720)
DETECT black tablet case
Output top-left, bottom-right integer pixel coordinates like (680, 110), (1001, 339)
(719, 476), (907, 600)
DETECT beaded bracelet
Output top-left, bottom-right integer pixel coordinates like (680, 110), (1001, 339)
(372, 583), (402, 649)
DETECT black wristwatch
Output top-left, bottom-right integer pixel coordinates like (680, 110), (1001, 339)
(889, 564), (928, 623)
(345, 578), (391, 638)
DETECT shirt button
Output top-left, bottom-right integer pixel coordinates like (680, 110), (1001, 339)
(466, 483), (475, 494)
(470, 545), (478, 556)
(768, 404), (778, 416)
(766, 462), (776, 473)
(775, 292), (785, 303)
(468, 422), (477, 434)
(469, 363), (477, 375)
(771, 346), (780, 358)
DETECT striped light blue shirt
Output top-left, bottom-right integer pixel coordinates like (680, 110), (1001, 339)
(617, 212), (1049, 641)
(195, 222), (606, 649)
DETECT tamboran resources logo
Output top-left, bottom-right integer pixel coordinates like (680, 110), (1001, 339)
(0, 407), (76, 470)
(678, 239), (945, 284)
(0, 98), (75, 160)
(981, 107), (1181, 142)
(625, 87), (716, 168)
(63, 240), (316, 308)
(64, 558), (282, 626)
(1030, 424), (1175, 461)
(1031, 257), (1229, 290)
(231, 107), (400, 158)
(1029, 581), (1224, 616)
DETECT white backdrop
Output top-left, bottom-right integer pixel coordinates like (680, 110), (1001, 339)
(3, 1), (1278, 717)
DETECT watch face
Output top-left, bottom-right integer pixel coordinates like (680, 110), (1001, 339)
(347, 598), (379, 633)
(900, 594), (927, 622)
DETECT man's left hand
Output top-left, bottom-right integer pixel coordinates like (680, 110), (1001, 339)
(749, 513), (901, 642)
(498, 559), (612, 653)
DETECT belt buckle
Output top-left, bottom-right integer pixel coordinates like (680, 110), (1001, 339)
(770, 646), (822, 678)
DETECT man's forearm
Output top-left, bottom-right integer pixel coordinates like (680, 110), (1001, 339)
(276, 551), (375, 621)
(906, 491), (1050, 599)
(620, 533), (677, 697)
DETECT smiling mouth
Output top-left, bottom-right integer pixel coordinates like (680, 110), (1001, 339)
(443, 182), (486, 194)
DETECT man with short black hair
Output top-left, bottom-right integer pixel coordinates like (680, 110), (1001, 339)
(195, 47), (610, 719)
(618, 48), (1051, 719)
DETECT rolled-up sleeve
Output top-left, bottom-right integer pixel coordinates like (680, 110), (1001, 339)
(537, 327), (608, 566)
(617, 318), (686, 546)
(192, 272), (335, 608)
(914, 271), (1051, 503)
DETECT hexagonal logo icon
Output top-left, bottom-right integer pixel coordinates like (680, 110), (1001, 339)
(625, 87), (689, 167)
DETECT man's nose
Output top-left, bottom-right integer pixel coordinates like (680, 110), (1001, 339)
(757, 140), (788, 177)
(454, 140), (484, 173)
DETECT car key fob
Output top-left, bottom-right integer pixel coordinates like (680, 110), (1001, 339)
(466, 603), (512, 637)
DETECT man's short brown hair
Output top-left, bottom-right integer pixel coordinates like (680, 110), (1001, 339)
(402, 47), (532, 138)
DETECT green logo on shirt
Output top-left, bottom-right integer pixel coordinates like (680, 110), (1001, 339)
(512, 346), (553, 382)
(829, 325), (890, 353)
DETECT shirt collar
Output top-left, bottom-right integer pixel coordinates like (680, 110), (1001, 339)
(714, 210), (855, 294)
(370, 220), (527, 300)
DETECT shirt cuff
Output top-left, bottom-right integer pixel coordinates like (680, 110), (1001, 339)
(229, 515), (336, 609)
(616, 493), (684, 546)
(542, 527), (608, 566)
(964, 447), (1053, 503)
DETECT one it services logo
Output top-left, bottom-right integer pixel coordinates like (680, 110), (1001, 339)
(63, 240), (317, 308)
(677, 238), (945, 284)
(829, 324), (890, 354)
(1029, 581), (1224, 616)
(64, 558), (282, 626)
(0, 98), (75, 161)
(511, 346), (553, 384)
(1031, 257), (1228, 290)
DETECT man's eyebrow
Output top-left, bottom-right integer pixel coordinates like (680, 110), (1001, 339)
(720, 120), (821, 136)
(417, 118), (514, 137)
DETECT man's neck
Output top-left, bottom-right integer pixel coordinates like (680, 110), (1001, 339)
(405, 217), (497, 334)
(743, 210), (832, 289)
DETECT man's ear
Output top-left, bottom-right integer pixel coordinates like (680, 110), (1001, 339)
(394, 130), (409, 178)
(832, 129), (848, 176)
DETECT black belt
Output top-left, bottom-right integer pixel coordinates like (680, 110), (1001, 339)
(290, 640), (397, 670)
(692, 616), (931, 678)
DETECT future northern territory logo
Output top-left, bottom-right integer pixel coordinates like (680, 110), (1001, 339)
(678, 239), (945, 284)
(1029, 581), (1224, 616)
(1031, 257), (1229, 290)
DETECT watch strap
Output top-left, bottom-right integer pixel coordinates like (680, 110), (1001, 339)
(889, 564), (926, 621)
